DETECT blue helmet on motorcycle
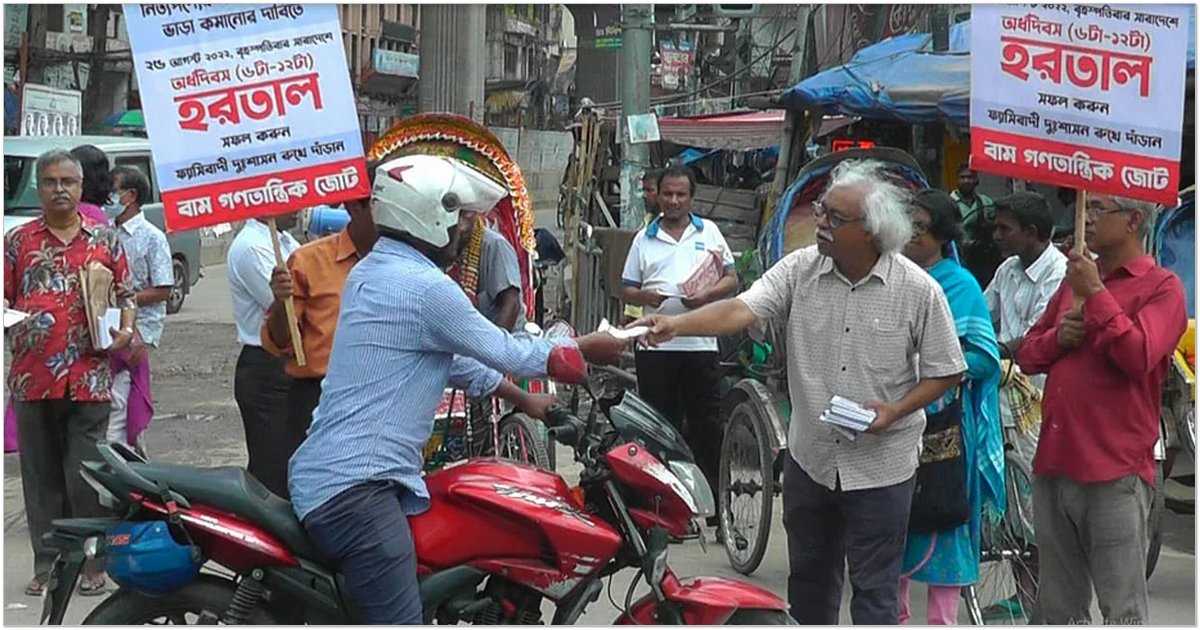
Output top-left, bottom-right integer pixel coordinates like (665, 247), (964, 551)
(104, 521), (203, 595)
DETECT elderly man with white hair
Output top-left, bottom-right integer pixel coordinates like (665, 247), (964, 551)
(1017, 193), (1186, 624)
(634, 159), (966, 624)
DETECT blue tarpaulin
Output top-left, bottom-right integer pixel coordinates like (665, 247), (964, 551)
(781, 12), (1195, 126)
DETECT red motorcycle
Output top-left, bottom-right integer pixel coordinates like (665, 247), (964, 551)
(41, 380), (792, 625)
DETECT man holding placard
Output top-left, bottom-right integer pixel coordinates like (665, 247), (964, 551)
(227, 214), (301, 498)
(1015, 194), (1186, 623)
(969, 4), (1190, 621)
(262, 195), (378, 474)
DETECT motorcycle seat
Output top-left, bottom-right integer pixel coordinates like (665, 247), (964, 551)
(127, 461), (323, 562)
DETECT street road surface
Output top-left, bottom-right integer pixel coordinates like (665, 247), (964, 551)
(4, 265), (1195, 625)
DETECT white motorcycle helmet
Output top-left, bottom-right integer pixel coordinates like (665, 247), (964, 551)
(371, 154), (508, 248)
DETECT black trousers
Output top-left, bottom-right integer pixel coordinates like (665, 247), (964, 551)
(285, 376), (323, 466)
(782, 456), (915, 625)
(14, 400), (110, 578)
(233, 345), (292, 498)
(634, 349), (723, 491)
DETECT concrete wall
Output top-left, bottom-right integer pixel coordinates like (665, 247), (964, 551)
(492, 127), (573, 218)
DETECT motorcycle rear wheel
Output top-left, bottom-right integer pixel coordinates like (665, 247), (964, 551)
(83, 577), (278, 625)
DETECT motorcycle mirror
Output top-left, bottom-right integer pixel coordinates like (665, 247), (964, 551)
(547, 346), (589, 385)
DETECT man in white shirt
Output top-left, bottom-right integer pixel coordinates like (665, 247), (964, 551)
(620, 166), (737, 501)
(107, 166), (174, 449)
(227, 213), (300, 497)
(986, 191), (1067, 467)
(982, 190), (1067, 621)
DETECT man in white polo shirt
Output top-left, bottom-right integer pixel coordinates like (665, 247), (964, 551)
(621, 165), (737, 500)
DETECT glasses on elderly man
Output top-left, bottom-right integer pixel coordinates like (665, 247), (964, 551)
(1084, 201), (1130, 218)
(812, 199), (865, 229)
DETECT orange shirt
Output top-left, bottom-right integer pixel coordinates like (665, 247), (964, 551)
(261, 229), (359, 379)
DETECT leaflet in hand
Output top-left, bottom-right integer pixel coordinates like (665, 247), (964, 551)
(598, 318), (649, 340)
(3, 308), (30, 329)
(819, 396), (877, 440)
(679, 250), (723, 299)
(94, 308), (122, 350)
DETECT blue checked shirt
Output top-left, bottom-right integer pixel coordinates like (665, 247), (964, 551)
(288, 237), (571, 521)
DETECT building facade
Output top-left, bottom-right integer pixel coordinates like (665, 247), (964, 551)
(484, 5), (568, 129)
(339, 4), (421, 146)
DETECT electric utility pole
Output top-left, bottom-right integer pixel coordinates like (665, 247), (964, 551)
(619, 4), (653, 228)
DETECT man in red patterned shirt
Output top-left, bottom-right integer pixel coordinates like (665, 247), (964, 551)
(4, 149), (137, 597)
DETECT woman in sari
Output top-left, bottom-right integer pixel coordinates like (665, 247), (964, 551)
(898, 189), (1006, 624)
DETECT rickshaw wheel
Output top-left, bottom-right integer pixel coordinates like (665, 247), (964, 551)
(496, 413), (552, 470)
(720, 401), (775, 575)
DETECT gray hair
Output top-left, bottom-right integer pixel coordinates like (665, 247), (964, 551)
(1109, 195), (1159, 240)
(35, 149), (82, 182)
(826, 159), (914, 254)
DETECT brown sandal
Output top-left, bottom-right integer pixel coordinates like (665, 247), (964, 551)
(24, 576), (46, 597)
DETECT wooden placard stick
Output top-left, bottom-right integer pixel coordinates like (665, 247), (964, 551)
(267, 216), (307, 367)
(1072, 190), (1088, 309)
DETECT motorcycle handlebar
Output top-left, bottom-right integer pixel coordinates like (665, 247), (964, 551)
(545, 405), (585, 448)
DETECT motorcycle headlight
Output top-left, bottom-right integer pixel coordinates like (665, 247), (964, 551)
(668, 461), (716, 518)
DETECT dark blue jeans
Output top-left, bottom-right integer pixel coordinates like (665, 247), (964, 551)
(303, 480), (422, 624)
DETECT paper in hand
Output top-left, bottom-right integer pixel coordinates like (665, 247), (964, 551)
(598, 318), (649, 340)
(680, 250), (723, 299)
(94, 308), (122, 350)
(3, 308), (30, 329)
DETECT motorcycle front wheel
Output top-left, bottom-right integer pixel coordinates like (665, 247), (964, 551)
(723, 609), (797, 624)
(84, 577), (278, 625)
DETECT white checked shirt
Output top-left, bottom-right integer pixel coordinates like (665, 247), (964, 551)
(621, 214), (734, 352)
(985, 245), (1068, 347)
(227, 220), (300, 347)
(115, 212), (173, 347)
(738, 246), (966, 492)
(984, 244), (1067, 422)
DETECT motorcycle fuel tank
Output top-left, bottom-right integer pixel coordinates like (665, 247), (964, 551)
(410, 459), (622, 600)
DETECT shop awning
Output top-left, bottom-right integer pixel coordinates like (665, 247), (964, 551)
(656, 109), (786, 150)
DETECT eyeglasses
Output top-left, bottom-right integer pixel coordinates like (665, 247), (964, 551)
(911, 221), (931, 236)
(1084, 204), (1129, 218)
(812, 199), (865, 229)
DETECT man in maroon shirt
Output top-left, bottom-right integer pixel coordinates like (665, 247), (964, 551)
(4, 150), (137, 597)
(1016, 193), (1186, 624)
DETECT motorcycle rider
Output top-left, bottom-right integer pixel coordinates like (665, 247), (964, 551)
(287, 155), (627, 624)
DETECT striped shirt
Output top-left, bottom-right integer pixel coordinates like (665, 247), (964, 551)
(288, 237), (571, 521)
(738, 246), (966, 491)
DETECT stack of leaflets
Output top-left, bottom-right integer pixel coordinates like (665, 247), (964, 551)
(818, 396), (877, 442)
(679, 249), (723, 299)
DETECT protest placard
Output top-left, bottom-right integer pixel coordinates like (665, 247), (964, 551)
(125, 3), (370, 232)
(969, 4), (1189, 206)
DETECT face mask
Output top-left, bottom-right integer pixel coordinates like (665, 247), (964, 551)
(103, 201), (125, 220)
